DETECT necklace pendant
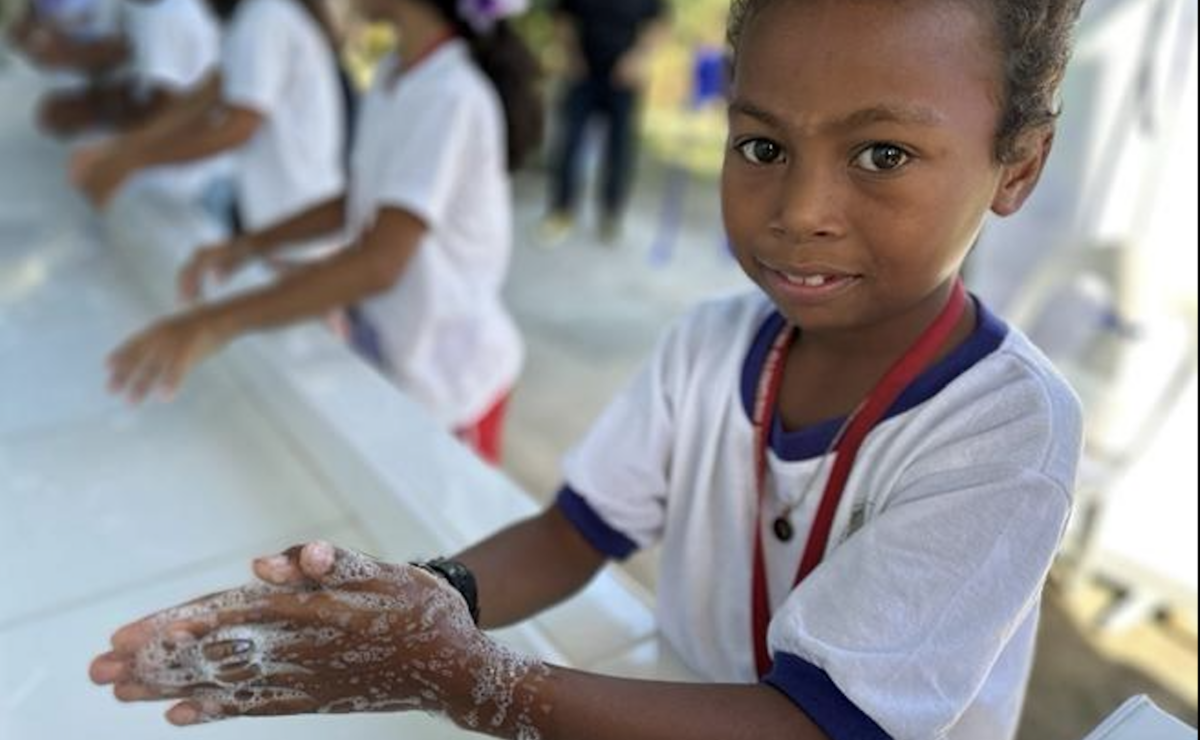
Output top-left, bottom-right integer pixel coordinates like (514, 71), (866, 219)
(773, 516), (795, 543)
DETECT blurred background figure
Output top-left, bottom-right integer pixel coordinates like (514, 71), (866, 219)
(6, 0), (122, 72)
(541, 0), (668, 246)
(32, 0), (220, 141)
(69, 0), (348, 262)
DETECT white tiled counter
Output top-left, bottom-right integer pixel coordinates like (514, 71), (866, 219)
(0, 56), (693, 740)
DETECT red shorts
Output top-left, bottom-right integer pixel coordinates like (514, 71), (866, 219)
(455, 392), (511, 466)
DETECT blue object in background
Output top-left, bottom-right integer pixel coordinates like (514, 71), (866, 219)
(691, 45), (728, 110)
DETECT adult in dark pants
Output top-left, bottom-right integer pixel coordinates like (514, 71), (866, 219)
(544, 0), (667, 245)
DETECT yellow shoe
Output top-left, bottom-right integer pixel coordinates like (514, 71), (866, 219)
(538, 213), (574, 248)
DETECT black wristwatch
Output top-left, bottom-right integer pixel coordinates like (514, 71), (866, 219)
(414, 558), (481, 625)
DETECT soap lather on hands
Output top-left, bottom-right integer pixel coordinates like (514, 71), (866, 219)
(89, 542), (549, 734)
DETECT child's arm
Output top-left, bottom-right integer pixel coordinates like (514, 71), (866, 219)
(90, 542), (831, 739)
(530, 670), (824, 740)
(456, 506), (608, 629)
(70, 76), (260, 207)
(108, 208), (424, 403)
(38, 81), (177, 137)
(178, 197), (349, 303)
(456, 512), (830, 737)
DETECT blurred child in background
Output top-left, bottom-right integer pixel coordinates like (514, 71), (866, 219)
(104, 0), (542, 465)
(70, 0), (348, 262)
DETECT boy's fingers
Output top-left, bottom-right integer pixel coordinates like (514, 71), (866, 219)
(89, 653), (132, 684)
(166, 701), (206, 726)
(114, 681), (188, 703)
(214, 663), (261, 685)
(201, 639), (254, 663)
(167, 691), (313, 725)
(252, 553), (306, 586)
(299, 541), (337, 579)
(111, 620), (157, 653)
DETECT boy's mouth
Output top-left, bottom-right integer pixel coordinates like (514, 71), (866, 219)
(758, 260), (863, 303)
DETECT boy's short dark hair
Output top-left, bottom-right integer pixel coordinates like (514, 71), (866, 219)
(726, 0), (1087, 163)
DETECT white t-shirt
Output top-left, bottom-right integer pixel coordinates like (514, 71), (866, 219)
(221, 0), (344, 254)
(123, 0), (219, 93)
(558, 291), (1084, 740)
(122, 0), (226, 199)
(354, 45), (522, 428)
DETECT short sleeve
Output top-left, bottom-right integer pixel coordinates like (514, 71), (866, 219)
(221, 1), (290, 115)
(132, 15), (213, 91)
(766, 464), (1071, 740)
(556, 317), (689, 558)
(372, 90), (483, 229)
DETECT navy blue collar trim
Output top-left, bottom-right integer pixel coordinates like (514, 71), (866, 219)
(739, 298), (1008, 463)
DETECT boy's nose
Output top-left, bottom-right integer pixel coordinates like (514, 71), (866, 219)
(769, 163), (846, 244)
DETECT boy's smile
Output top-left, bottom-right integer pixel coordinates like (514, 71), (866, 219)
(722, 0), (1048, 348)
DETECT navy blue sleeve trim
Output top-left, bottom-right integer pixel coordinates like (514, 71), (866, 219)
(764, 653), (893, 740)
(555, 487), (640, 561)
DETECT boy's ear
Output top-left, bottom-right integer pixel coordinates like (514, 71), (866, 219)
(991, 129), (1055, 217)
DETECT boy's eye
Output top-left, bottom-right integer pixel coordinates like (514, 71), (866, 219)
(855, 144), (911, 173)
(736, 138), (785, 165)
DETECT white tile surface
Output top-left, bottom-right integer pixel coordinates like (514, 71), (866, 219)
(1, 372), (348, 627)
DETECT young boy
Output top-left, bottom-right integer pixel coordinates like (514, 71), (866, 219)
(90, 1), (1086, 738)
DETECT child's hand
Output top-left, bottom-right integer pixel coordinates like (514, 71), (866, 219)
(178, 239), (255, 305)
(106, 310), (233, 404)
(88, 543), (548, 732)
(69, 144), (131, 208)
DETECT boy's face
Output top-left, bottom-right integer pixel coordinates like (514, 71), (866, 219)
(723, 0), (1048, 332)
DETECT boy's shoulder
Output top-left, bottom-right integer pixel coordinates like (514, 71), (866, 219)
(912, 305), (1085, 484)
(977, 317), (1083, 422)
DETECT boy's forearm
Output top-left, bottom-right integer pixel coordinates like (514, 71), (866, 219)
(32, 31), (128, 73)
(456, 507), (607, 630)
(248, 197), (348, 257)
(122, 106), (256, 172)
(114, 75), (223, 162)
(523, 669), (829, 740)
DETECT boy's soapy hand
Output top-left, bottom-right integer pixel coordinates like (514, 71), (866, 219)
(89, 543), (549, 733)
(70, 143), (132, 208)
(106, 309), (233, 404)
(178, 239), (256, 305)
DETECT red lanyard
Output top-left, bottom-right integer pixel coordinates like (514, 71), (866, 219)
(751, 280), (968, 678)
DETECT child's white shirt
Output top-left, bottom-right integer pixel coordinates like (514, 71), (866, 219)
(123, 0), (219, 93)
(221, 0), (344, 256)
(558, 290), (1084, 740)
(353, 44), (522, 428)
(121, 0), (227, 200)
